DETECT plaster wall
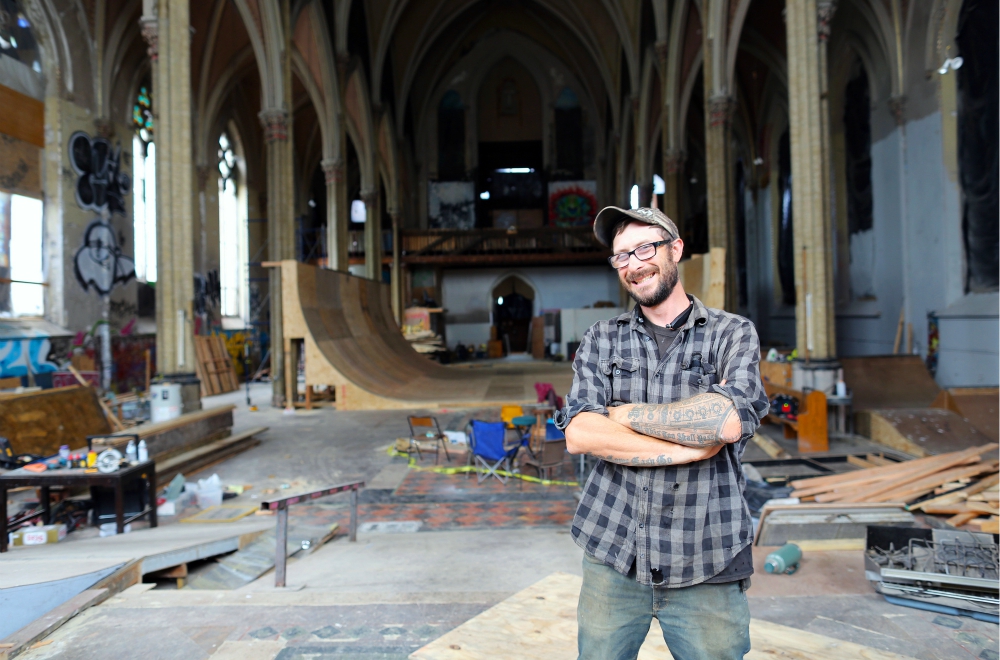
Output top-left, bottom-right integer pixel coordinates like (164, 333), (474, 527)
(835, 124), (904, 356)
(440, 265), (620, 348)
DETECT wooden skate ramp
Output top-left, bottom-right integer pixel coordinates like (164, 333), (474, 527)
(280, 261), (572, 410)
(840, 356), (940, 410)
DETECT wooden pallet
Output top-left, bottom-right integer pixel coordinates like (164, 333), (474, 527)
(194, 336), (239, 396)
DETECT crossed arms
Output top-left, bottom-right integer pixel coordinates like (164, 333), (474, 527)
(564, 391), (742, 467)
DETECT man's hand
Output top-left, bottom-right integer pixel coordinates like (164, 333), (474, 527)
(607, 382), (742, 447)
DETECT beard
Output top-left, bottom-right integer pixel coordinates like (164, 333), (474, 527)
(622, 257), (679, 307)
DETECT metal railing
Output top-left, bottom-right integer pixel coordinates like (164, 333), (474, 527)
(259, 480), (364, 587)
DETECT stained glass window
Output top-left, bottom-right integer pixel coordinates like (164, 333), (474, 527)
(133, 85), (156, 282)
(218, 132), (247, 322)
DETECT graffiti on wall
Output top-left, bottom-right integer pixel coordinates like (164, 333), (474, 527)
(0, 337), (58, 378)
(74, 220), (136, 294)
(68, 131), (130, 216)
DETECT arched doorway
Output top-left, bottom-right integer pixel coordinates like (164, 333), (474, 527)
(492, 275), (535, 353)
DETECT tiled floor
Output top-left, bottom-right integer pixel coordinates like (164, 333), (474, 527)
(286, 453), (580, 533)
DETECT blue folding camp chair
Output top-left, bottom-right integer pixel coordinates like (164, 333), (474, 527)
(467, 420), (520, 484)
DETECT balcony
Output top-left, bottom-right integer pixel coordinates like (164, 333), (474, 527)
(399, 227), (609, 267)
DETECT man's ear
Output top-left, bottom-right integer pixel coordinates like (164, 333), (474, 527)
(671, 238), (685, 260)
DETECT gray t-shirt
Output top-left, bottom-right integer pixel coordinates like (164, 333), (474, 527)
(644, 300), (693, 359)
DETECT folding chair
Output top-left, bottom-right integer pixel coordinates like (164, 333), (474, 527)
(406, 416), (452, 465)
(467, 420), (519, 484)
(522, 420), (567, 482)
(500, 405), (524, 428)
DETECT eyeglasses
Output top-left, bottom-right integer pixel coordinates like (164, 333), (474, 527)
(608, 239), (673, 269)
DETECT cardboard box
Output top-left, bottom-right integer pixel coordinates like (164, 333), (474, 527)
(8, 524), (67, 547)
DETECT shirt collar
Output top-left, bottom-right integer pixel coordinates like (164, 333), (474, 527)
(617, 295), (708, 332)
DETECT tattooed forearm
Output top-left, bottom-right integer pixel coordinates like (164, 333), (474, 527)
(600, 454), (674, 466)
(618, 393), (742, 446)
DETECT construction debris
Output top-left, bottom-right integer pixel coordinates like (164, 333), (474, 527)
(789, 443), (999, 531)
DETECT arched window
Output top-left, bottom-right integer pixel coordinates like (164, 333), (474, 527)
(132, 85), (156, 282)
(218, 132), (247, 322)
(554, 87), (583, 178)
(437, 91), (465, 180)
(843, 58), (875, 300)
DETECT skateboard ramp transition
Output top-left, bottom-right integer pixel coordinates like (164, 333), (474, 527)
(279, 261), (572, 410)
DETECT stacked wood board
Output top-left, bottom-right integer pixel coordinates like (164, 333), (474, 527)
(789, 443), (999, 533)
(194, 335), (239, 396)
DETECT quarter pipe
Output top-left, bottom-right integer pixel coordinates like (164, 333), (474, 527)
(279, 261), (573, 410)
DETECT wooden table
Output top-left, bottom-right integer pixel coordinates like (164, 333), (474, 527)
(0, 460), (157, 552)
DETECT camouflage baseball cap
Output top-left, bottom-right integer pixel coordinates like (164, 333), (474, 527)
(593, 206), (680, 248)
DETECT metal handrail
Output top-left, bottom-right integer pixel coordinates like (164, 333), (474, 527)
(259, 480), (365, 587)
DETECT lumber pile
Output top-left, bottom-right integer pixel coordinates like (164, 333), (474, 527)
(194, 335), (239, 396)
(789, 443), (999, 533)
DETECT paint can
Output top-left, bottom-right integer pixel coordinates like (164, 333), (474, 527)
(150, 382), (183, 423)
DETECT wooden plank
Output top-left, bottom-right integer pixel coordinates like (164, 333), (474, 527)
(409, 572), (919, 660)
(860, 461), (1000, 504)
(945, 512), (981, 527)
(791, 444), (994, 492)
(819, 449), (997, 503)
(847, 455), (878, 469)
(752, 434), (790, 459)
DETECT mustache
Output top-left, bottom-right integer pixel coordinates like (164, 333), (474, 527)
(625, 266), (659, 285)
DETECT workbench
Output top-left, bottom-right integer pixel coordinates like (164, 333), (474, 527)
(1, 460), (157, 552)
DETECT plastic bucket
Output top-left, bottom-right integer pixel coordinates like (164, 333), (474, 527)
(150, 383), (183, 423)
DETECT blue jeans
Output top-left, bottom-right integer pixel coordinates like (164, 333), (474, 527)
(577, 553), (751, 660)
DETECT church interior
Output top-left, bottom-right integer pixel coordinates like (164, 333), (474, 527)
(0, 0), (997, 658)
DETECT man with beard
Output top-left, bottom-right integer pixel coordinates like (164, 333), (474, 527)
(555, 206), (769, 660)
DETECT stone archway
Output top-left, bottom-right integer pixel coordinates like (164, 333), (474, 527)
(491, 274), (536, 354)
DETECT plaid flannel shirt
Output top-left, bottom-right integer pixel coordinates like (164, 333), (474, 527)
(554, 296), (769, 588)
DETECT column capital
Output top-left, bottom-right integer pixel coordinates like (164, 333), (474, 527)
(817, 0), (838, 41)
(139, 16), (158, 61)
(259, 109), (289, 142)
(707, 95), (736, 127)
(360, 189), (377, 204)
(664, 149), (685, 175)
(321, 157), (344, 184)
(888, 95), (906, 126)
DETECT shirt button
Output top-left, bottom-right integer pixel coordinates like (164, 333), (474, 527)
(615, 369), (620, 375)
(639, 523), (644, 529)
(643, 487), (648, 492)
(672, 483), (680, 490)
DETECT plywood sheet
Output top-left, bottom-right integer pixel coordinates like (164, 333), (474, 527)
(934, 388), (999, 441)
(841, 356), (940, 411)
(0, 386), (110, 456)
(410, 573), (918, 660)
(857, 408), (991, 457)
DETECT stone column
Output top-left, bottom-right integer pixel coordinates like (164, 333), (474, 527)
(144, 0), (195, 374)
(321, 158), (347, 271)
(786, 0), (837, 370)
(662, 150), (684, 235)
(390, 211), (401, 324)
(703, 94), (737, 310)
(260, 109), (294, 407)
(362, 189), (381, 281)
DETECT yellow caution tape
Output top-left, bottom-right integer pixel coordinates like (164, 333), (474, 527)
(386, 447), (578, 487)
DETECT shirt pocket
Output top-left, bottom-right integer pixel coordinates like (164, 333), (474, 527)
(679, 359), (718, 396)
(600, 355), (641, 403)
